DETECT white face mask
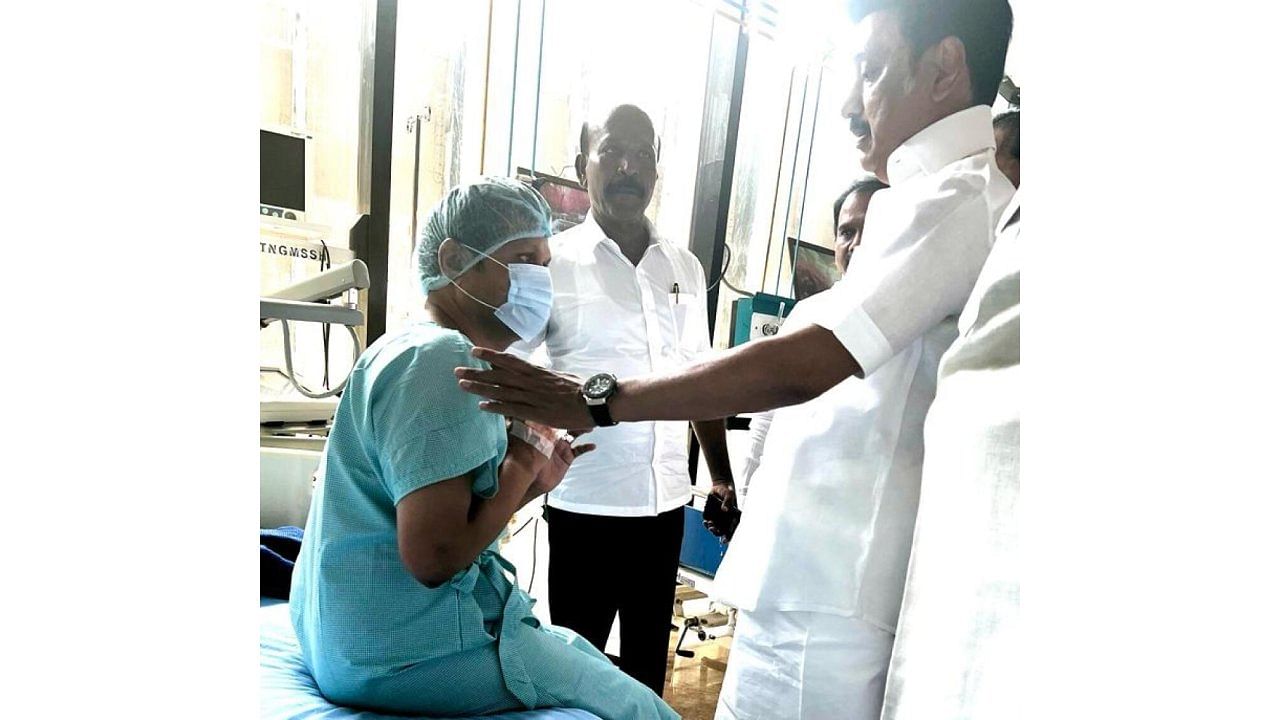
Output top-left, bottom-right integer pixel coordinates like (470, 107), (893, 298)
(448, 244), (553, 343)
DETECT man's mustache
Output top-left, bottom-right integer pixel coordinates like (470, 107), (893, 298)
(606, 178), (645, 194)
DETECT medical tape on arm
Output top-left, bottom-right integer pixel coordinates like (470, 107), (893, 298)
(508, 420), (556, 458)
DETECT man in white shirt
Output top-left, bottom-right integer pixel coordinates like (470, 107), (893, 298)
(457, 1), (1014, 717)
(740, 175), (888, 500)
(516, 104), (737, 697)
(879, 192), (1021, 720)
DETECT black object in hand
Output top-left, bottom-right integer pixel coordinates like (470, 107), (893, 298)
(702, 494), (742, 542)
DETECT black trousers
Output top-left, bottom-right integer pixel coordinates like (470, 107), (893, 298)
(545, 504), (685, 697)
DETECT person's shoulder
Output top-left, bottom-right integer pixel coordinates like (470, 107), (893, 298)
(661, 238), (698, 262)
(369, 323), (478, 384)
(549, 222), (597, 257)
(659, 239), (707, 276)
(366, 326), (496, 437)
(883, 154), (1006, 236)
(933, 152), (1008, 200)
(408, 324), (478, 368)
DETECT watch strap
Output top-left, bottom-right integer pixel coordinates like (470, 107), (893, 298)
(586, 401), (617, 427)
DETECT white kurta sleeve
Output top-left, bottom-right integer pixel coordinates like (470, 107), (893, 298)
(807, 176), (995, 377)
(740, 410), (774, 496)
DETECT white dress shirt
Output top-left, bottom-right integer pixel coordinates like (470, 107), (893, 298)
(713, 106), (1014, 633)
(522, 213), (712, 517)
(880, 193), (1021, 720)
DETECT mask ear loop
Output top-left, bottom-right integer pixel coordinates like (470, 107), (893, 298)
(441, 237), (504, 312)
(445, 236), (513, 271)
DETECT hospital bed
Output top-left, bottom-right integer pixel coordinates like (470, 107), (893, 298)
(260, 599), (601, 720)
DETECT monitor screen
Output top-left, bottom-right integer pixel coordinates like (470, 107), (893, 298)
(787, 237), (841, 301)
(261, 130), (306, 212)
(518, 168), (590, 234)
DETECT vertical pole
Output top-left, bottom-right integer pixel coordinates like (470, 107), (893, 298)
(688, 20), (750, 342)
(505, 0), (523, 176)
(530, 0), (547, 173)
(686, 12), (752, 485)
(410, 114), (422, 255)
(362, 0), (397, 345)
(774, 72), (810, 296)
(479, 0), (495, 173)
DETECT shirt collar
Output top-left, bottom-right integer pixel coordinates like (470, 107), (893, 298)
(582, 210), (667, 260)
(579, 211), (609, 247)
(998, 190), (1021, 233)
(886, 105), (996, 186)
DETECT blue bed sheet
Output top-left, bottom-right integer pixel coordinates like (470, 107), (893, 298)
(260, 601), (603, 720)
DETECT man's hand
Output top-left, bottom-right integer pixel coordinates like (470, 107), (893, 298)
(456, 348), (595, 430)
(709, 480), (737, 513)
(702, 480), (741, 541)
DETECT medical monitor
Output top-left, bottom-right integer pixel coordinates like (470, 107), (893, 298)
(261, 129), (306, 215)
(786, 237), (840, 301)
(517, 168), (591, 234)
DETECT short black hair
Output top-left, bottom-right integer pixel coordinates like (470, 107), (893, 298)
(993, 110), (1019, 160)
(833, 176), (889, 232)
(579, 104), (660, 158)
(848, 0), (1013, 107)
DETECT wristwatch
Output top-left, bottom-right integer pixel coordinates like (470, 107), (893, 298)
(581, 372), (619, 427)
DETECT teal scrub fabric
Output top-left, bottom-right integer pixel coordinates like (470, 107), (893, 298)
(290, 322), (676, 720)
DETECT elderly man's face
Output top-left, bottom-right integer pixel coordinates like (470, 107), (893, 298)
(842, 11), (937, 180)
(579, 110), (658, 225)
(834, 189), (877, 274)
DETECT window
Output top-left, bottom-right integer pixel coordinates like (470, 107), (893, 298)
(713, 32), (798, 345)
(260, 0), (372, 395)
(523, 0), (716, 247)
(794, 62), (863, 252)
(259, 0), (369, 241)
(711, 28), (862, 346)
(384, 1), (493, 333)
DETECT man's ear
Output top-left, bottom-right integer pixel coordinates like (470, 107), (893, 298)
(655, 135), (662, 163)
(930, 36), (969, 104)
(575, 154), (588, 188)
(437, 237), (465, 277)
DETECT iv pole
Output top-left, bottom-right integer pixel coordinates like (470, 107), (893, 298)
(407, 106), (431, 254)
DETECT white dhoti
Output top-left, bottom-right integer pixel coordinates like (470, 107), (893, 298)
(715, 609), (894, 720)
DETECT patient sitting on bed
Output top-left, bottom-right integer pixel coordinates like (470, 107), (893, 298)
(289, 177), (677, 720)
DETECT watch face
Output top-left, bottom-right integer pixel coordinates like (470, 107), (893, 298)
(584, 373), (615, 400)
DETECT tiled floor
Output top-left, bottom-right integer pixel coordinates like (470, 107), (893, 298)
(662, 631), (733, 720)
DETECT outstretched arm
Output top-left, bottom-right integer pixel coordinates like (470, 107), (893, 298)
(455, 323), (862, 429)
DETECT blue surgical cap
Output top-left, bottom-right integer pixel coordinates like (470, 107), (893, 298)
(417, 176), (553, 293)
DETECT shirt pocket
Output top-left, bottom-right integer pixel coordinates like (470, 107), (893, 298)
(668, 291), (702, 360)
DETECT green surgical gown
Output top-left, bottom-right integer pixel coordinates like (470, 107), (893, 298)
(290, 322), (676, 719)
